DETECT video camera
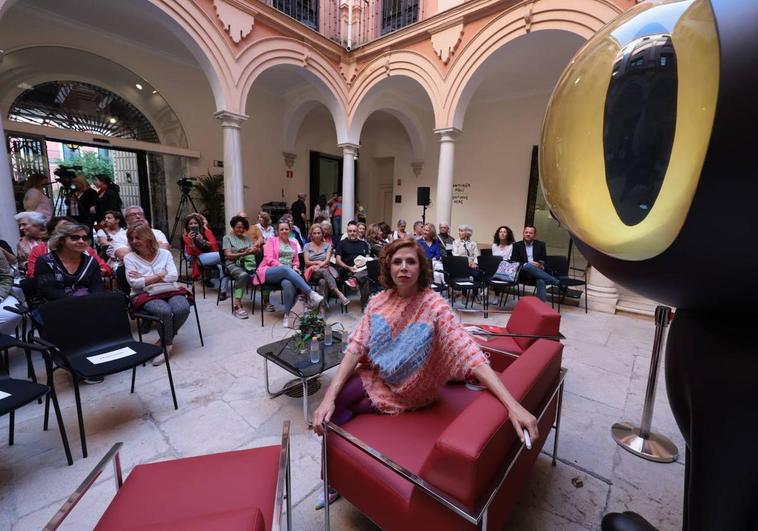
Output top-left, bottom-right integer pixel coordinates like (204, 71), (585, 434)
(176, 176), (197, 194)
(53, 164), (83, 191)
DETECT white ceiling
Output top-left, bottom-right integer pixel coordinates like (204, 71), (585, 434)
(7, 0), (197, 63)
(467, 30), (585, 105)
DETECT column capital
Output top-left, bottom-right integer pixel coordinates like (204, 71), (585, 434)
(411, 161), (424, 177)
(434, 127), (462, 141)
(338, 142), (360, 154)
(214, 110), (248, 128)
(283, 152), (297, 169)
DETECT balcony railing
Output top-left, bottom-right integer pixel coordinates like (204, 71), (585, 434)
(262, 0), (423, 48)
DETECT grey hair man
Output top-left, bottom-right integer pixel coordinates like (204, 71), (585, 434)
(112, 205), (170, 261)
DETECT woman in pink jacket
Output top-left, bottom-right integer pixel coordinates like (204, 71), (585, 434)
(254, 220), (323, 327)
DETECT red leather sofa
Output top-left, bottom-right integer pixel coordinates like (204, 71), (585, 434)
(471, 296), (561, 371)
(45, 422), (292, 531)
(323, 338), (566, 530)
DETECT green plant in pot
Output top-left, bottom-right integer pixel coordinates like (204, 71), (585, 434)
(192, 172), (224, 233)
(293, 310), (326, 352)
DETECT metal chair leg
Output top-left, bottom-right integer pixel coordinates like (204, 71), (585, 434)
(163, 348), (179, 410)
(43, 392), (50, 430)
(130, 367), (137, 393)
(8, 410), (14, 445)
(49, 388), (73, 466)
(72, 377), (87, 458)
(552, 380), (565, 466)
(193, 303), (204, 347)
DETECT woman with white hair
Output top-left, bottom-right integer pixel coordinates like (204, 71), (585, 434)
(14, 211), (47, 271)
(452, 224), (481, 271)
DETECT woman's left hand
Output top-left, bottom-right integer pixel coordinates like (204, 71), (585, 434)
(127, 270), (142, 279)
(508, 402), (539, 444)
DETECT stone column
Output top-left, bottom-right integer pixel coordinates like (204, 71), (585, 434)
(0, 115), (17, 244)
(214, 110), (248, 222)
(434, 128), (461, 225)
(586, 266), (620, 314)
(338, 143), (358, 233)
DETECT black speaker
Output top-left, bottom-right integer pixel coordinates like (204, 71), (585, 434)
(417, 186), (430, 206)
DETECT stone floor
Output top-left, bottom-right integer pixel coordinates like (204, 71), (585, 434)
(0, 289), (685, 530)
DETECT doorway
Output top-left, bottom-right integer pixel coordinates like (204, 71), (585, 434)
(309, 151), (345, 220)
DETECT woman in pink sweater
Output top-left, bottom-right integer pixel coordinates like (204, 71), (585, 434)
(313, 237), (538, 435)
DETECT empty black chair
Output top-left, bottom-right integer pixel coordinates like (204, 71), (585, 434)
(366, 258), (383, 295)
(442, 256), (483, 309)
(544, 255), (588, 313)
(37, 292), (178, 458)
(0, 333), (72, 465)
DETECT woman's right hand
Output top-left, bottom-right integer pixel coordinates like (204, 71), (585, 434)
(312, 399), (336, 436)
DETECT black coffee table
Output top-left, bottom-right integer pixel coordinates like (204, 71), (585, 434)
(257, 333), (344, 423)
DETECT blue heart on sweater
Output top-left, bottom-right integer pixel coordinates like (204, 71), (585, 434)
(368, 314), (433, 386)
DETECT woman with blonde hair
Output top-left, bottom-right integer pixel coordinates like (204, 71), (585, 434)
(303, 223), (349, 308)
(36, 222), (103, 302)
(124, 224), (190, 361)
(23, 173), (53, 221)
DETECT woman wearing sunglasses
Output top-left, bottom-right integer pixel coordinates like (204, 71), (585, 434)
(36, 222), (104, 303)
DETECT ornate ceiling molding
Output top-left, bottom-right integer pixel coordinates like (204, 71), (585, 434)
(213, 0), (256, 44)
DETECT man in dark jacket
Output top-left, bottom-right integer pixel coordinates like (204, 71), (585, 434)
(511, 225), (561, 302)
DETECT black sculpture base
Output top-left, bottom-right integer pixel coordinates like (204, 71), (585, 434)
(665, 309), (758, 531)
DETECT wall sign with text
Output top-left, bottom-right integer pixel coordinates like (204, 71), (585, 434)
(453, 183), (471, 205)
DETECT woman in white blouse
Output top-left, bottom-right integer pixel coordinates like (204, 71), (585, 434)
(124, 224), (190, 362)
(492, 225), (515, 260)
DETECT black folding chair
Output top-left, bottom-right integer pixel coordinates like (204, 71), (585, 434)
(0, 333), (73, 465)
(216, 247), (236, 313)
(116, 266), (204, 347)
(252, 269), (285, 327)
(442, 256), (484, 309)
(366, 259), (383, 295)
(36, 292), (178, 458)
(544, 255), (588, 313)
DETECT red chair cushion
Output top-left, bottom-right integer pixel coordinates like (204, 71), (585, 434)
(505, 296), (561, 350)
(95, 446), (280, 531)
(328, 384), (479, 528)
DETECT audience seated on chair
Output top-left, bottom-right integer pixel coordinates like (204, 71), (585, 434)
(35, 222), (104, 305)
(223, 215), (256, 319)
(492, 225), (515, 259)
(14, 211), (47, 272)
(95, 210), (126, 270)
(124, 223), (190, 363)
(511, 225), (562, 302)
(320, 220), (334, 246)
(437, 222), (455, 252)
(452, 224), (482, 279)
(391, 219), (408, 241)
(111, 205), (170, 264)
(335, 221), (371, 311)
(313, 238), (538, 507)
(0, 252), (21, 335)
(26, 216), (111, 279)
(255, 211), (275, 241)
(253, 220), (323, 327)
(366, 224), (387, 257)
(303, 224), (349, 308)
(182, 213), (221, 286)
(417, 223), (444, 261)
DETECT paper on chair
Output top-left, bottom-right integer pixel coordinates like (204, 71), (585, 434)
(88, 347), (137, 365)
(0, 391), (10, 400)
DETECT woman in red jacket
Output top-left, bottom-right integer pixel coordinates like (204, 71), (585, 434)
(182, 213), (221, 285)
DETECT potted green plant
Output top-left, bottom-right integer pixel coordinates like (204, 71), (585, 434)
(292, 310), (326, 352)
(192, 172), (224, 233)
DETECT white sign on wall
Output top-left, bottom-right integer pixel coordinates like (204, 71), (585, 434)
(453, 182), (471, 205)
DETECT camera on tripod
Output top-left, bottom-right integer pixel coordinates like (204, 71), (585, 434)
(176, 176), (197, 195)
(53, 164), (82, 193)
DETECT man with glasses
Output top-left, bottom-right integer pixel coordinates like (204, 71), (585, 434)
(111, 205), (170, 263)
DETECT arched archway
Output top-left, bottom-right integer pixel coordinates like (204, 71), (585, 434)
(443, 0), (622, 129)
(6, 79), (182, 230)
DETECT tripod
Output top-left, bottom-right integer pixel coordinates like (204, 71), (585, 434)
(53, 184), (73, 217)
(169, 185), (201, 241)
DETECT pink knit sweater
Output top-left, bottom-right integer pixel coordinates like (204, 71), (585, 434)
(345, 288), (488, 415)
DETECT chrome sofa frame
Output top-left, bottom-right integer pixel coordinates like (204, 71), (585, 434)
(44, 421), (292, 531)
(322, 363), (567, 530)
